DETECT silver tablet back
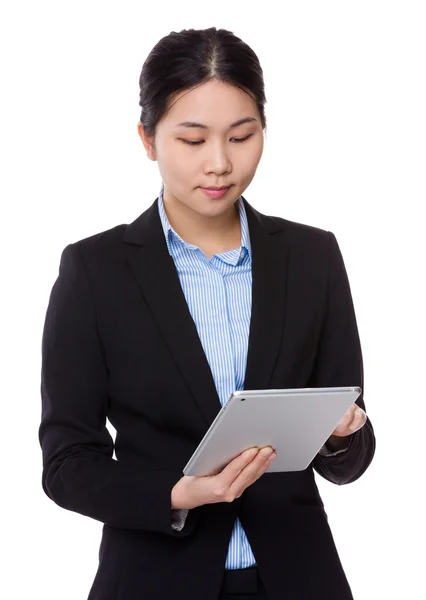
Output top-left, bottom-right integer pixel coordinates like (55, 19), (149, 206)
(183, 386), (361, 476)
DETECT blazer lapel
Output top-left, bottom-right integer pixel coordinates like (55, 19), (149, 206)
(122, 195), (290, 429)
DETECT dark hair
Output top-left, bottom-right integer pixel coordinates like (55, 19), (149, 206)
(138, 27), (267, 140)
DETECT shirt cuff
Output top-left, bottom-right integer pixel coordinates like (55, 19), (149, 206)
(171, 508), (190, 531)
(318, 443), (350, 457)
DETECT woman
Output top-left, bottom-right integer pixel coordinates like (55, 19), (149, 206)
(39, 27), (376, 600)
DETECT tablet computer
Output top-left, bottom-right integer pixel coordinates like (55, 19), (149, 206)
(183, 386), (361, 476)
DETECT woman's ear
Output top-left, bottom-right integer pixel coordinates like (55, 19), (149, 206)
(137, 122), (157, 161)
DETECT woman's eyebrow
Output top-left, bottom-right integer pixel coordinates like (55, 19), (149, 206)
(175, 117), (258, 129)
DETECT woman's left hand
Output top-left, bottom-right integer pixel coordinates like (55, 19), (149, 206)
(331, 403), (367, 437)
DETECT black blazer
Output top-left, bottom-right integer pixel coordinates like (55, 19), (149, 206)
(39, 195), (376, 600)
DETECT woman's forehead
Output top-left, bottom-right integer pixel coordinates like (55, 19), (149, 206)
(163, 81), (259, 128)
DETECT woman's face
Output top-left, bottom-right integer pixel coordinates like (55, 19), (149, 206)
(138, 79), (264, 219)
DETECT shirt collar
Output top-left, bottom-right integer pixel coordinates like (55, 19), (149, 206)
(157, 184), (252, 260)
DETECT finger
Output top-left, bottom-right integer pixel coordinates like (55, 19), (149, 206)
(234, 450), (277, 498)
(256, 449), (277, 474)
(336, 406), (366, 435)
(335, 403), (357, 433)
(228, 447), (276, 498)
(348, 407), (367, 432)
(219, 447), (260, 487)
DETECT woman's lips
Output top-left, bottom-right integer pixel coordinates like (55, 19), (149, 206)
(200, 186), (231, 198)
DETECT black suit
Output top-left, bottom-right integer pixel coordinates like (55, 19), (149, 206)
(39, 195), (376, 600)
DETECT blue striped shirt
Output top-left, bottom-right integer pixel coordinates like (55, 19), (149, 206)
(157, 184), (348, 569)
(158, 185), (256, 569)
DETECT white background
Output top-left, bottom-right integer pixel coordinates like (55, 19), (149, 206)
(1, 1), (425, 598)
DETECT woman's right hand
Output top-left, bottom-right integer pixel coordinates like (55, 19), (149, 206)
(171, 446), (277, 510)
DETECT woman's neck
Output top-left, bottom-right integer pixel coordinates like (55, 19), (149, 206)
(163, 193), (241, 255)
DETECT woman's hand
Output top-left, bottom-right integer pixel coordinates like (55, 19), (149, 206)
(325, 403), (367, 451)
(331, 403), (367, 437)
(171, 446), (277, 510)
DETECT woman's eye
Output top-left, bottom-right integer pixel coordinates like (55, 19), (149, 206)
(181, 134), (253, 146)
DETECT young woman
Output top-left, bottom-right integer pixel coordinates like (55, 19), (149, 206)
(39, 27), (376, 600)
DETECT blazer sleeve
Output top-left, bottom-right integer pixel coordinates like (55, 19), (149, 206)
(310, 231), (376, 485)
(39, 243), (199, 536)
